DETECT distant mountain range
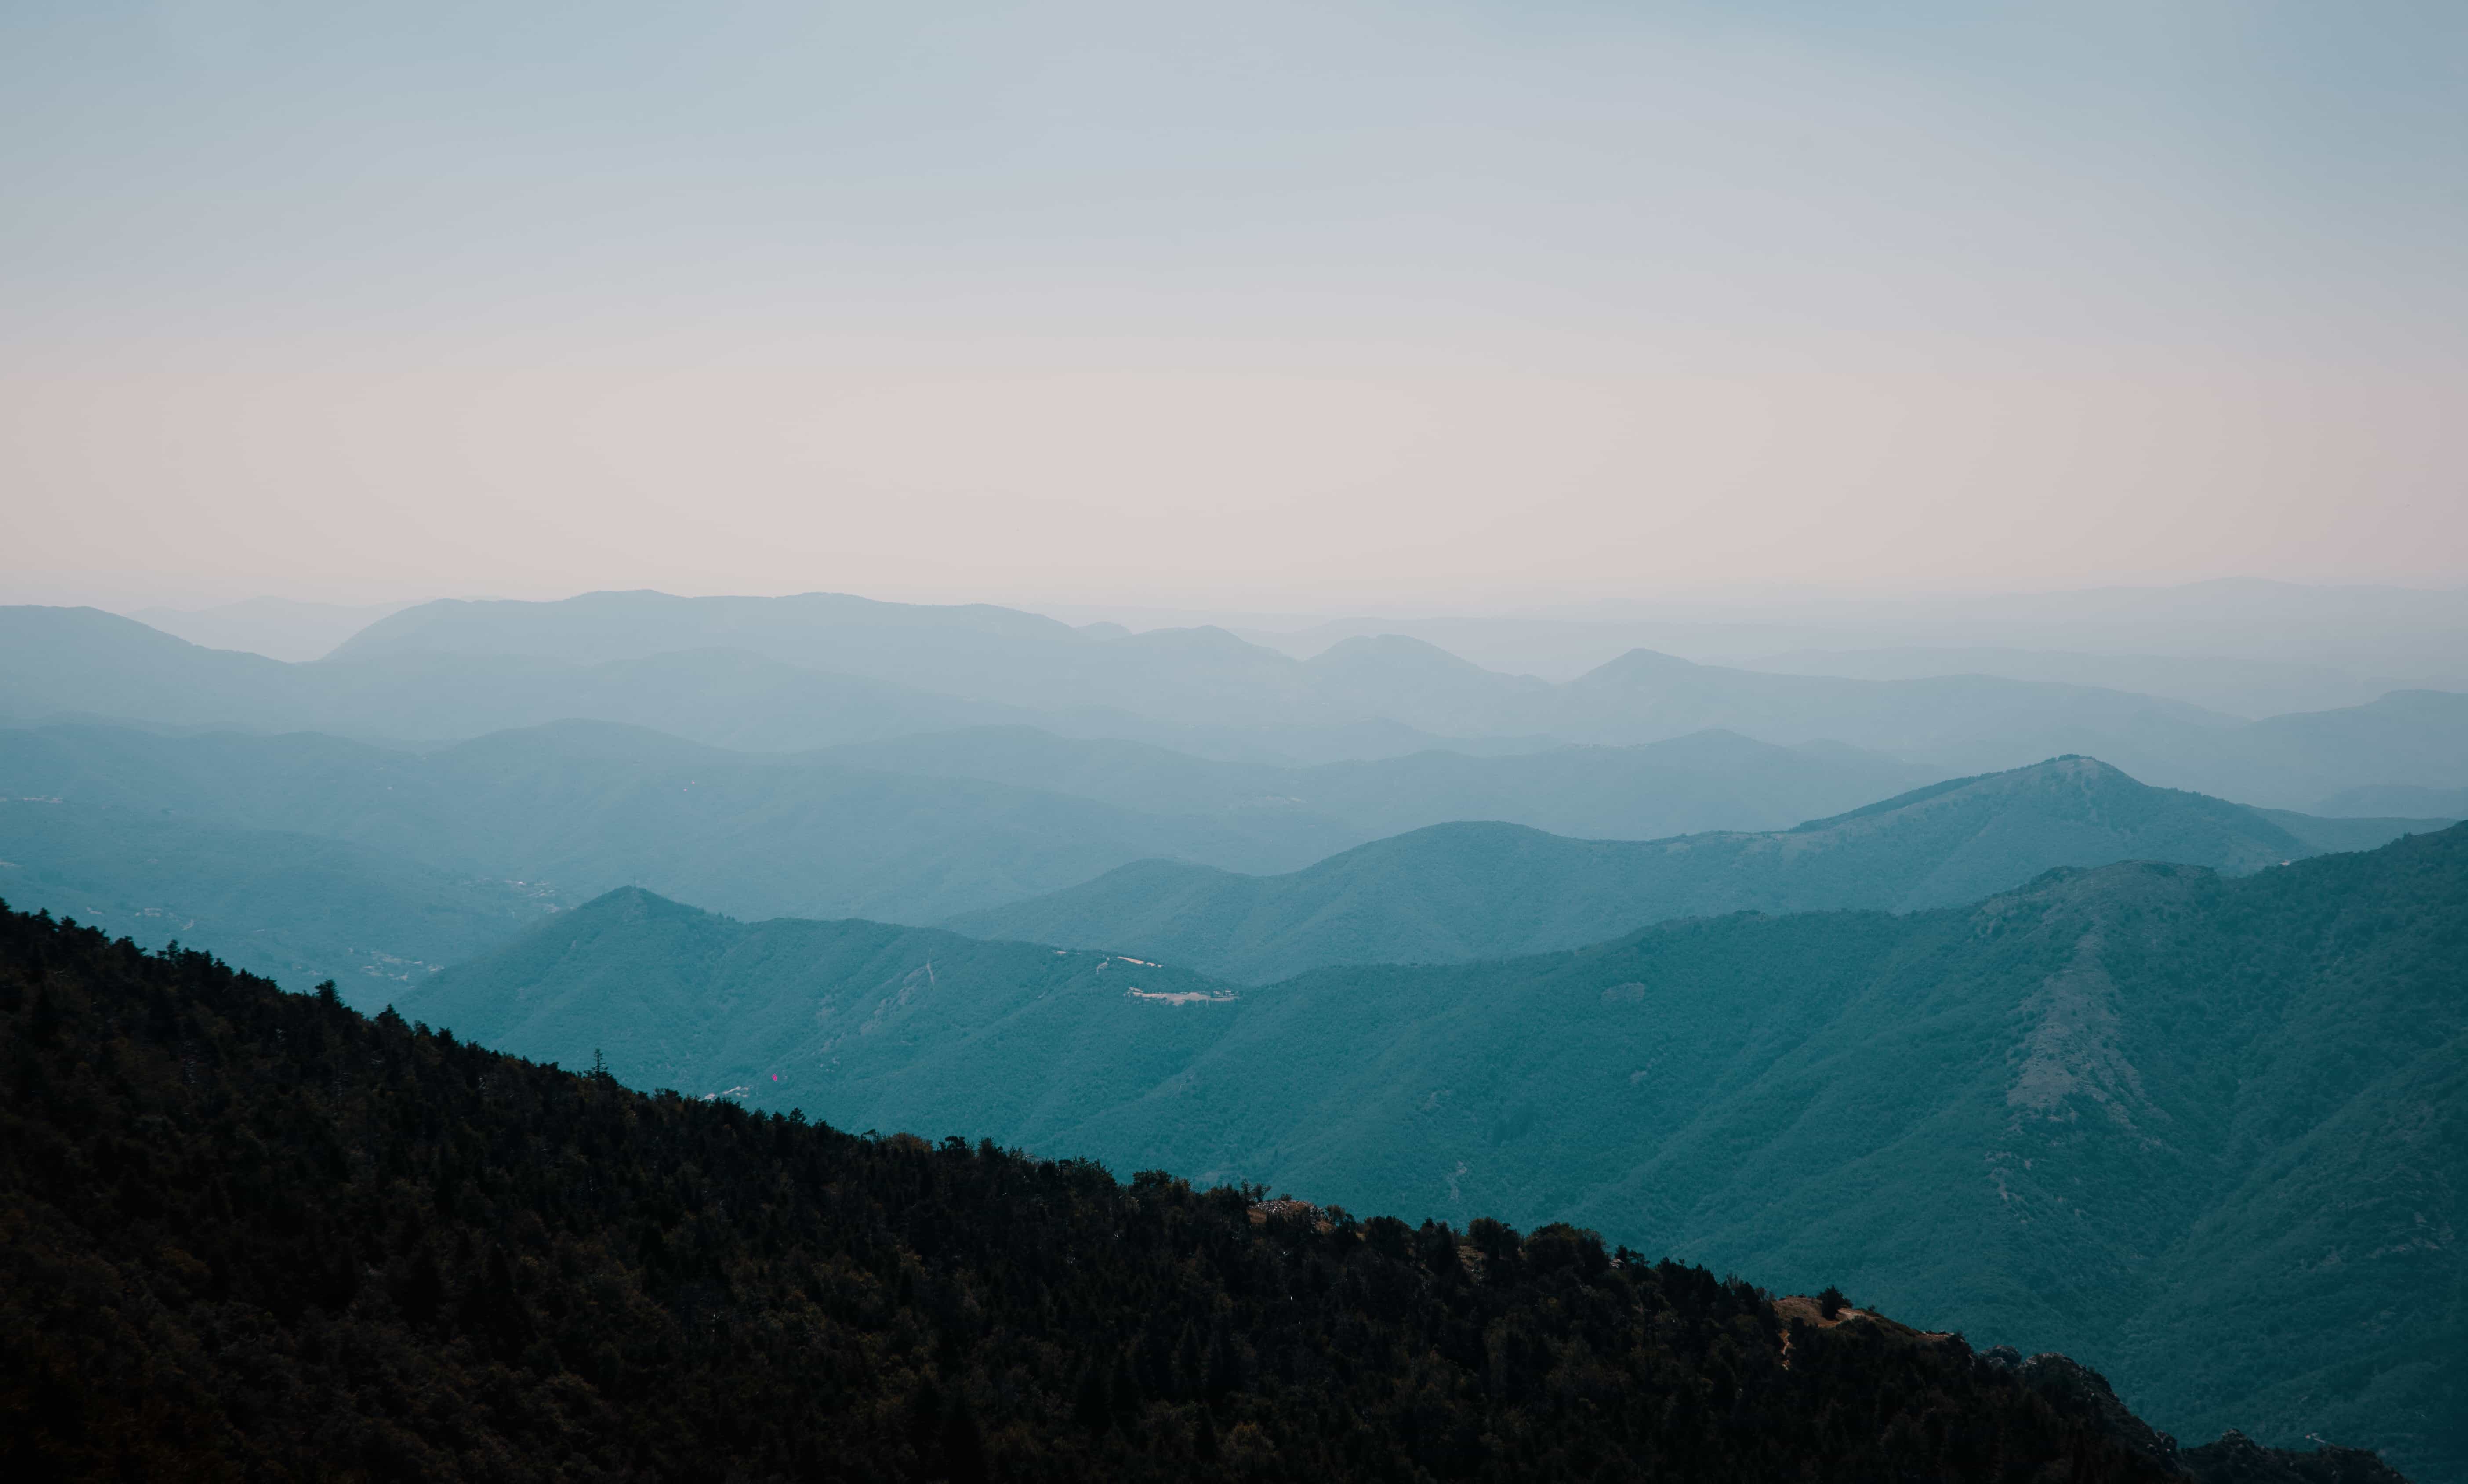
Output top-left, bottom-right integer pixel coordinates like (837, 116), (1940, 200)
(126, 595), (421, 663)
(321, 592), (2280, 771)
(1734, 645), (2457, 721)
(0, 717), (1952, 932)
(7, 720), (2447, 1004)
(10, 595), (2468, 802)
(0, 722), (1348, 951)
(406, 824), (2468, 1482)
(1249, 580), (2468, 692)
(0, 716), (1927, 1003)
(0, 603), (1041, 749)
(949, 757), (2450, 982)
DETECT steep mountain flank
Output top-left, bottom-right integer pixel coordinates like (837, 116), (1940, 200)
(402, 888), (1243, 1107)
(415, 825), (2468, 1479)
(3, 901), (2358, 1483)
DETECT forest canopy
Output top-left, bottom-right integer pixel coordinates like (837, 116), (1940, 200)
(0, 900), (2405, 1482)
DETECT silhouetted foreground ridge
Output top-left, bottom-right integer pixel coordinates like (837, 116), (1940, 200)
(0, 902), (2409, 1482)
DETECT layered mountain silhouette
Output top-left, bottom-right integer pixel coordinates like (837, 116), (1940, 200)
(0, 721), (1343, 934)
(12, 721), (2440, 1002)
(0, 604), (1035, 748)
(1254, 580), (2468, 703)
(406, 824), (2468, 1481)
(10, 596), (2468, 801)
(0, 719), (1959, 933)
(10, 722), (2442, 1005)
(318, 593), (2274, 770)
(947, 757), (2439, 982)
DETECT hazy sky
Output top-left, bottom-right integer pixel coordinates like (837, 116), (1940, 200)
(4, 1), (2463, 612)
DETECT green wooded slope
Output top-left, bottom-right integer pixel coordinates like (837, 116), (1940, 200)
(410, 823), (2468, 1480)
(9, 903), (2314, 1483)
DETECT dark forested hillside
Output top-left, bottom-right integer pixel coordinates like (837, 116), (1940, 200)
(2, 902), (2387, 1484)
(948, 756), (2428, 982)
(418, 825), (2468, 1481)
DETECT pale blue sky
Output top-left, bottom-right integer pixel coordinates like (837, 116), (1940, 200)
(4, 2), (2463, 609)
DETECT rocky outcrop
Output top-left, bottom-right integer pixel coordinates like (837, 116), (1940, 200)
(2180, 1429), (2415, 1484)
(1994, 1351), (2187, 1476)
(1983, 1350), (2414, 1484)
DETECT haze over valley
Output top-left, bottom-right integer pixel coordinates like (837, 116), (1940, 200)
(13, 533), (2468, 1484)
(3, 584), (2462, 1484)
(5, 4), (2463, 1480)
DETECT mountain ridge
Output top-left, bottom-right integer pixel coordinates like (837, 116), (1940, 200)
(0, 718), (1966, 928)
(945, 756), (2418, 983)
(0, 719), (1349, 925)
(16, 597), (2466, 802)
